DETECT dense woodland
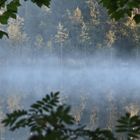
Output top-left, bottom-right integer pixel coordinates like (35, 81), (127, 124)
(0, 0), (140, 140)
(0, 0), (140, 62)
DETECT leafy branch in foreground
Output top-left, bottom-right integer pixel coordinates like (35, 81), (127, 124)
(2, 92), (140, 140)
(2, 92), (115, 140)
(116, 113), (140, 140)
(0, 0), (51, 38)
(2, 92), (74, 132)
(99, 0), (140, 23)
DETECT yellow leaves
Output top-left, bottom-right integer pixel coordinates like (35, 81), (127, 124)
(71, 94), (88, 124)
(70, 7), (83, 24)
(88, 106), (99, 130)
(125, 104), (139, 117)
(106, 30), (116, 47)
(55, 22), (68, 44)
(86, 0), (99, 25)
(125, 16), (137, 29)
(125, 8), (140, 29)
(74, 7), (82, 20)
(41, 5), (51, 13)
(35, 35), (44, 47)
(80, 22), (90, 43)
(7, 95), (22, 112)
(7, 16), (28, 44)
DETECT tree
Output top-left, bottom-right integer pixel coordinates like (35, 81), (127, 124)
(7, 94), (22, 113)
(1, 92), (116, 140)
(80, 22), (91, 58)
(0, 0), (139, 39)
(0, 0), (51, 38)
(2, 92), (140, 140)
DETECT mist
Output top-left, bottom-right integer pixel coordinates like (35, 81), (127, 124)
(0, 0), (140, 139)
(0, 55), (140, 100)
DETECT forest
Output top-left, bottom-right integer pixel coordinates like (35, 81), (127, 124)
(0, 0), (140, 140)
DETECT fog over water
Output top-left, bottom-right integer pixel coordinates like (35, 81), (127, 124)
(0, 1), (140, 140)
(1, 56), (140, 140)
(0, 0), (139, 103)
(0, 56), (140, 101)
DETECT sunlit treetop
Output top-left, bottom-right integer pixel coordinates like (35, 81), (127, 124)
(0, 0), (140, 39)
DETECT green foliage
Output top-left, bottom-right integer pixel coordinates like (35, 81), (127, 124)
(84, 128), (116, 140)
(0, 6), (17, 24)
(2, 92), (74, 134)
(0, 0), (21, 38)
(31, 0), (51, 7)
(2, 92), (115, 140)
(0, 0), (139, 39)
(100, 0), (140, 23)
(116, 113), (140, 140)
(0, 30), (8, 38)
(134, 15), (140, 23)
(0, 0), (51, 38)
(2, 92), (81, 140)
(2, 92), (140, 140)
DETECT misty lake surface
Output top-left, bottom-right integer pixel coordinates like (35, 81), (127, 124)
(0, 59), (140, 100)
